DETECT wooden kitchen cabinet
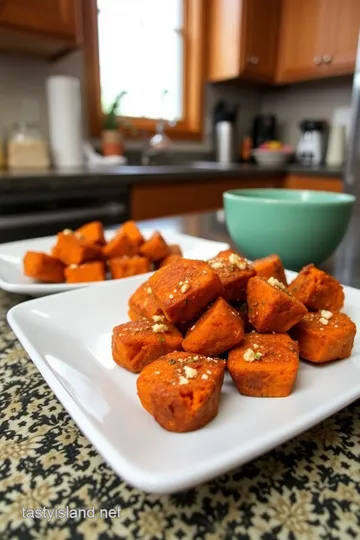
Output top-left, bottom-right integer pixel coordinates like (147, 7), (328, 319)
(284, 175), (343, 193)
(208, 0), (281, 83)
(277, 0), (360, 83)
(0, 0), (82, 58)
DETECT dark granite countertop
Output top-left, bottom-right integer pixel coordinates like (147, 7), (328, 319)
(0, 162), (344, 192)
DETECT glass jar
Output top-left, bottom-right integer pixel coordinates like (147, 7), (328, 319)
(7, 122), (50, 169)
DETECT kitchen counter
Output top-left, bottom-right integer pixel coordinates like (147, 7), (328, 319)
(0, 162), (344, 192)
(1, 209), (359, 539)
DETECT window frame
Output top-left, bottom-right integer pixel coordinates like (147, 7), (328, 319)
(83, 0), (206, 140)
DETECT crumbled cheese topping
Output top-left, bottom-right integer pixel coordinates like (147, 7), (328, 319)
(203, 270), (208, 274)
(169, 294), (174, 299)
(243, 348), (263, 362)
(191, 324), (196, 331)
(63, 228), (73, 235)
(69, 264), (78, 269)
(253, 344), (259, 349)
(268, 276), (286, 290)
(210, 260), (224, 270)
(147, 287), (152, 295)
(193, 355), (199, 360)
(181, 282), (190, 293)
(179, 376), (189, 385)
(154, 371), (161, 375)
(228, 253), (247, 270)
(152, 315), (164, 322)
(206, 370), (212, 375)
(201, 373), (208, 380)
(321, 310), (333, 320)
(184, 366), (198, 379)
(334, 324), (339, 328)
(319, 317), (329, 326)
(152, 323), (168, 333)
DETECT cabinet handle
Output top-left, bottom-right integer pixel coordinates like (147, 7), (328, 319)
(313, 56), (322, 65)
(247, 56), (259, 65)
(323, 53), (332, 63)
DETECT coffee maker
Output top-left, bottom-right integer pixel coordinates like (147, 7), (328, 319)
(296, 120), (326, 166)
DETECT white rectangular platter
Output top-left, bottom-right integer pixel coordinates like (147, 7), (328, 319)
(7, 270), (360, 494)
(0, 229), (228, 296)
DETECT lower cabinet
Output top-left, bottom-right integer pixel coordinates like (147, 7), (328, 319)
(131, 175), (343, 220)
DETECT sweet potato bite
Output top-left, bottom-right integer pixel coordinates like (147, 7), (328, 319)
(183, 297), (244, 356)
(64, 261), (105, 283)
(128, 280), (163, 318)
(139, 232), (170, 262)
(291, 310), (356, 363)
(288, 264), (344, 312)
(24, 251), (64, 283)
(103, 232), (137, 260)
(208, 250), (255, 303)
(169, 244), (183, 256)
(112, 316), (183, 373)
(158, 253), (182, 268)
(137, 351), (226, 432)
(252, 254), (287, 285)
(109, 256), (151, 279)
(228, 333), (299, 397)
(149, 258), (224, 323)
(118, 221), (144, 247)
(247, 276), (307, 333)
(52, 231), (103, 266)
(75, 221), (105, 245)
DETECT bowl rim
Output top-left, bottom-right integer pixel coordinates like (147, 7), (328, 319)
(223, 188), (356, 205)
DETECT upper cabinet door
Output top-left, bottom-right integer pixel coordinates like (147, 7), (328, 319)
(242, 0), (281, 81)
(208, 0), (280, 82)
(0, 0), (79, 40)
(276, 0), (325, 83)
(325, 0), (360, 74)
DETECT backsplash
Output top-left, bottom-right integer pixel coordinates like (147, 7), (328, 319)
(261, 77), (353, 148)
(0, 51), (354, 154)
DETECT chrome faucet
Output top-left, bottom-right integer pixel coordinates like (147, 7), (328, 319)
(141, 120), (173, 165)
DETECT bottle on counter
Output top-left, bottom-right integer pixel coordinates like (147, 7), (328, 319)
(240, 136), (252, 162)
(7, 122), (50, 170)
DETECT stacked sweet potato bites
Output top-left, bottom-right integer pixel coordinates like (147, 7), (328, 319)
(23, 221), (183, 284)
(112, 251), (357, 433)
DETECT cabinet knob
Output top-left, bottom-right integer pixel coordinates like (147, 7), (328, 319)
(313, 56), (322, 65)
(247, 56), (259, 65)
(323, 53), (332, 63)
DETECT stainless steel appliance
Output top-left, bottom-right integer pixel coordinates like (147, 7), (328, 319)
(251, 115), (277, 149)
(0, 183), (129, 243)
(296, 120), (326, 166)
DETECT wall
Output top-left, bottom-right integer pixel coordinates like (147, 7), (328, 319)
(261, 77), (353, 148)
(0, 50), (85, 138)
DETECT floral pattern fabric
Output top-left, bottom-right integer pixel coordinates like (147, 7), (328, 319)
(0, 290), (359, 540)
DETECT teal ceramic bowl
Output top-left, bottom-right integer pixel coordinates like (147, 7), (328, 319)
(223, 189), (356, 270)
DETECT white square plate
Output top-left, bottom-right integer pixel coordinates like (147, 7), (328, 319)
(0, 229), (228, 296)
(7, 270), (360, 494)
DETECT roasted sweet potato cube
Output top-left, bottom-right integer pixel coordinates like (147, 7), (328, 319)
(228, 333), (299, 397)
(75, 221), (105, 245)
(64, 261), (105, 283)
(149, 258), (224, 323)
(109, 256), (151, 279)
(183, 297), (244, 356)
(24, 251), (64, 283)
(169, 244), (183, 256)
(118, 221), (144, 247)
(158, 253), (182, 268)
(112, 317), (183, 373)
(52, 231), (103, 266)
(128, 280), (163, 318)
(288, 264), (344, 312)
(247, 276), (307, 333)
(137, 351), (226, 432)
(139, 232), (170, 262)
(252, 254), (287, 286)
(291, 310), (356, 363)
(208, 250), (255, 303)
(103, 232), (138, 260)
(128, 309), (144, 321)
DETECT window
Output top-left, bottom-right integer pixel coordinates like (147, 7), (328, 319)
(83, 0), (205, 139)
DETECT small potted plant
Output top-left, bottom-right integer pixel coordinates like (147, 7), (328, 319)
(101, 92), (131, 156)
